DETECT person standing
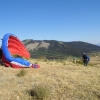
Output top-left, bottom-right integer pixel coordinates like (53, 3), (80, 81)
(82, 53), (90, 66)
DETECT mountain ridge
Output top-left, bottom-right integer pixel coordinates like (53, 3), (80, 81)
(22, 39), (100, 59)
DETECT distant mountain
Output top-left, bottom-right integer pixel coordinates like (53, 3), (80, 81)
(96, 44), (100, 46)
(22, 39), (100, 59)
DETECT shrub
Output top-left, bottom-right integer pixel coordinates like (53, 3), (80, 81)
(17, 69), (27, 77)
(28, 84), (50, 100)
(63, 61), (66, 65)
(76, 60), (83, 64)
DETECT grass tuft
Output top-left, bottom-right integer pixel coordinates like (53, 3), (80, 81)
(28, 84), (50, 100)
(17, 69), (27, 77)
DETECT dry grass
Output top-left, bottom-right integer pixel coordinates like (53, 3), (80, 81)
(0, 57), (100, 100)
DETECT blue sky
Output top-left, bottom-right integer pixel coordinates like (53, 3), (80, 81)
(0, 0), (100, 46)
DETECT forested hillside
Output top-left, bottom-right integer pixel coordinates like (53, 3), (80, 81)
(23, 39), (100, 59)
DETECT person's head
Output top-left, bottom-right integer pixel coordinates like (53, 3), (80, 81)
(82, 53), (86, 55)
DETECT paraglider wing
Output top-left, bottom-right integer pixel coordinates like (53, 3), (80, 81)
(2, 33), (31, 68)
(8, 35), (30, 58)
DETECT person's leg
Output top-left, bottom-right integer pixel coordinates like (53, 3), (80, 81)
(86, 61), (89, 66)
(84, 61), (87, 66)
(85, 61), (89, 66)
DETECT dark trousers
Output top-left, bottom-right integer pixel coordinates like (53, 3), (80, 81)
(83, 60), (89, 66)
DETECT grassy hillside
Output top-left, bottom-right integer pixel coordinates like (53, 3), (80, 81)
(30, 50), (68, 59)
(0, 57), (100, 100)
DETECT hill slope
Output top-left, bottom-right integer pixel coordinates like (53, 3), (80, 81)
(22, 39), (100, 59)
(0, 58), (100, 100)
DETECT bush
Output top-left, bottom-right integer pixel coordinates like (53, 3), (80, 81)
(28, 84), (50, 100)
(17, 69), (27, 77)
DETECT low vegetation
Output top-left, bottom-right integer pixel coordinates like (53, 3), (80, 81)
(0, 57), (100, 100)
(16, 69), (27, 77)
(28, 84), (50, 100)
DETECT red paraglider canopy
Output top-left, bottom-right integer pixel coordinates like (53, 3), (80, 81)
(8, 36), (30, 58)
